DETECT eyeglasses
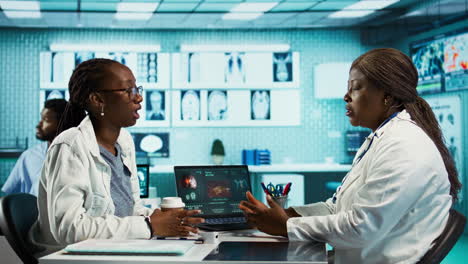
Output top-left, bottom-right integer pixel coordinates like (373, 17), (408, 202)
(97, 86), (143, 99)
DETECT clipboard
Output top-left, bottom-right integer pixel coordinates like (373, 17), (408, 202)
(64, 239), (195, 256)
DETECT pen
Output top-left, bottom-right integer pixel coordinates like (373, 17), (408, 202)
(260, 182), (270, 196)
(283, 182), (292, 196)
(155, 236), (203, 242)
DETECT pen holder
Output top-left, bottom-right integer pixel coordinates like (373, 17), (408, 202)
(272, 195), (288, 208)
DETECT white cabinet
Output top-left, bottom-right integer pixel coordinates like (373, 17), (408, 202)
(314, 62), (351, 99)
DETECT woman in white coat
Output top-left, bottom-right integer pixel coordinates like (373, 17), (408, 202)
(239, 48), (461, 263)
(31, 59), (204, 256)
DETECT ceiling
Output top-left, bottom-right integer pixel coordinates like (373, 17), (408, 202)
(0, 0), (466, 30)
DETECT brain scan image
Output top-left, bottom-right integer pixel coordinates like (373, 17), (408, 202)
(181, 90), (200, 121)
(208, 90), (228, 120)
(139, 134), (163, 153)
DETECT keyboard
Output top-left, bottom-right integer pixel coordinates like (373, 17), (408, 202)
(205, 216), (246, 225)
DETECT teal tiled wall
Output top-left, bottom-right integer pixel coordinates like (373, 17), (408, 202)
(0, 28), (373, 195)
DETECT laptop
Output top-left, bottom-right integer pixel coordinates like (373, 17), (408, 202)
(174, 165), (252, 231)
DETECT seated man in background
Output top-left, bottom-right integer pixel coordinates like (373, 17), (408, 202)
(1, 98), (67, 196)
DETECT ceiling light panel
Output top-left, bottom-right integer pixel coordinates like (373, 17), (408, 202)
(196, 3), (238, 12)
(271, 2), (318, 12)
(345, 0), (399, 10)
(117, 3), (158, 12)
(0, 1), (40, 10)
(329, 10), (374, 18)
(222, 12), (263, 20)
(253, 12), (296, 25)
(310, 0), (359, 10)
(231, 2), (279, 13)
(3, 11), (41, 18)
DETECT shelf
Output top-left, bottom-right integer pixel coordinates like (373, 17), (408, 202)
(149, 163), (351, 174)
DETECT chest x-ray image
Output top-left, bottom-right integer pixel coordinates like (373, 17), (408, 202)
(181, 90), (201, 121)
(273, 52), (293, 82)
(187, 52), (201, 83)
(51, 52), (74, 83)
(251, 90), (271, 120)
(145, 90), (165, 121)
(108, 52), (128, 65)
(225, 52), (246, 83)
(208, 90), (228, 121)
(75, 52), (95, 67)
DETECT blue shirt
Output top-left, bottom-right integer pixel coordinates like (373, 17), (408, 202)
(98, 143), (134, 217)
(1, 142), (48, 196)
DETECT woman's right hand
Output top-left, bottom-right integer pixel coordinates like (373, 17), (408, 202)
(149, 209), (205, 237)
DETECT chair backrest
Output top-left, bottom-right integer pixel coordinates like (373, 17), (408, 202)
(0, 193), (39, 264)
(418, 208), (466, 264)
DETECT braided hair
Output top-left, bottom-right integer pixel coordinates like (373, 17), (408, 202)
(351, 48), (461, 202)
(57, 58), (118, 135)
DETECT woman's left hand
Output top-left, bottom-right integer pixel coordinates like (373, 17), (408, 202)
(150, 209), (204, 237)
(239, 191), (290, 237)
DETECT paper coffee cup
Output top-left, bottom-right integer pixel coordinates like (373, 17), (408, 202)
(160, 197), (185, 212)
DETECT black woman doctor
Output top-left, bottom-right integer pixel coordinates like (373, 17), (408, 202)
(239, 48), (461, 264)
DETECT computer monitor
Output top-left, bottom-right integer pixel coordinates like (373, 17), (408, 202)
(410, 28), (468, 94)
(137, 164), (150, 198)
(346, 130), (370, 153)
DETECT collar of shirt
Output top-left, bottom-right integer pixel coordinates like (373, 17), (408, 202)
(77, 115), (132, 160)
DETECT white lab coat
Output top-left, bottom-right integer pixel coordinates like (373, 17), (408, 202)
(287, 110), (452, 264)
(30, 116), (153, 256)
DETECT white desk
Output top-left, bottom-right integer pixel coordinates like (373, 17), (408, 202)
(39, 230), (327, 264)
(150, 163), (351, 174)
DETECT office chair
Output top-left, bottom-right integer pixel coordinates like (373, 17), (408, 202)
(0, 193), (39, 264)
(418, 209), (466, 264)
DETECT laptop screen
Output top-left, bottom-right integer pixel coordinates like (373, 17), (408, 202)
(174, 165), (251, 217)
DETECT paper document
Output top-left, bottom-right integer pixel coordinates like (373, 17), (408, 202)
(64, 239), (194, 255)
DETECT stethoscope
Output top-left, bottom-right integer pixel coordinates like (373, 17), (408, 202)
(332, 111), (400, 203)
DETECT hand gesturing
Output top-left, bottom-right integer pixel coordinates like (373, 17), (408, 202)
(239, 191), (289, 237)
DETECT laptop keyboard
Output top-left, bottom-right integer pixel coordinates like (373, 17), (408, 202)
(205, 217), (246, 225)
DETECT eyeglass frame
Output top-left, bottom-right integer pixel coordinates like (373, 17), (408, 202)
(97, 86), (143, 99)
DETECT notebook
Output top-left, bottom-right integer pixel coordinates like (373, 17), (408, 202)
(174, 165), (252, 231)
(64, 239), (194, 256)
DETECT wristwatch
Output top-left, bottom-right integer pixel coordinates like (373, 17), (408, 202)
(143, 215), (153, 239)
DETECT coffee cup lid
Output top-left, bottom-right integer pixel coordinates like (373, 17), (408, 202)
(160, 197), (185, 208)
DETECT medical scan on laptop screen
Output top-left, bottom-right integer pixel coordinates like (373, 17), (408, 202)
(137, 164), (149, 198)
(174, 165), (251, 216)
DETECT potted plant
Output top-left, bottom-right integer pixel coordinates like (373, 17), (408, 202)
(211, 139), (225, 165)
